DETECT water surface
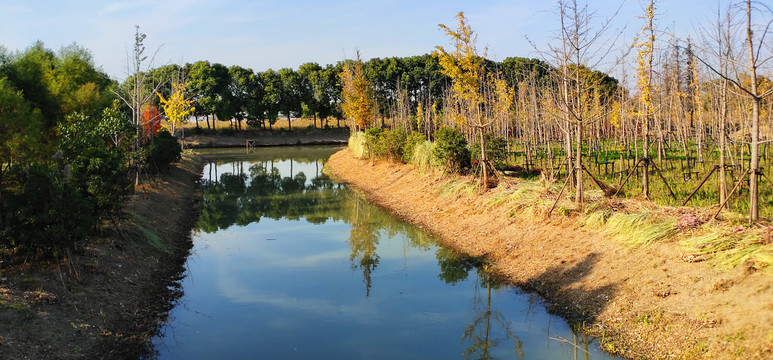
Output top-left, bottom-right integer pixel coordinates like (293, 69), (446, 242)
(153, 146), (618, 360)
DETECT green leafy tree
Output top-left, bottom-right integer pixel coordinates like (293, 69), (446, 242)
(0, 77), (44, 175)
(278, 68), (301, 130)
(261, 69), (282, 129)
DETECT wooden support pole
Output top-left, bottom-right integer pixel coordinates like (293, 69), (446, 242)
(651, 162), (678, 200)
(713, 170), (749, 220)
(582, 165), (613, 196)
(548, 174), (572, 217)
(614, 158), (644, 197)
(681, 165), (719, 206)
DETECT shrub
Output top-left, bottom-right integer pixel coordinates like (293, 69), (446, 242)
(471, 134), (508, 168)
(69, 145), (131, 219)
(148, 129), (182, 168)
(0, 164), (93, 257)
(432, 127), (470, 174)
(384, 129), (407, 161)
(402, 132), (427, 163)
(364, 127), (386, 159)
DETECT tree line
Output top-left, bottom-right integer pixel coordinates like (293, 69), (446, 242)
(136, 53), (560, 134)
(0, 40), (181, 257)
(345, 1), (773, 225)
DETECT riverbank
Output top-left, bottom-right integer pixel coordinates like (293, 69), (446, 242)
(0, 155), (203, 359)
(181, 127), (349, 148)
(325, 149), (773, 360)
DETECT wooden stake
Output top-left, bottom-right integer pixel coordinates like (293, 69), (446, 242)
(681, 165), (719, 206)
(650, 162), (678, 200)
(713, 170), (749, 220)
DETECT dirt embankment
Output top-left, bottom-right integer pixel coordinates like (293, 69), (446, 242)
(0, 156), (203, 359)
(325, 149), (773, 360)
(181, 128), (349, 148)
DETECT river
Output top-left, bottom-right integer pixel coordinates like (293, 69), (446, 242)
(151, 146), (619, 360)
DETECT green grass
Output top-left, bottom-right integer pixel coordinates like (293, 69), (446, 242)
(128, 215), (169, 252)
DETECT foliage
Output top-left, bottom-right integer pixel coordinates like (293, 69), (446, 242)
(432, 127), (470, 174)
(68, 145), (130, 218)
(384, 128), (407, 161)
(402, 132), (427, 163)
(148, 129), (182, 168)
(141, 104), (161, 143)
(364, 127), (386, 159)
(340, 52), (376, 130)
(471, 134), (508, 168)
(157, 81), (194, 134)
(0, 77), (44, 169)
(0, 164), (92, 257)
(58, 109), (133, 219)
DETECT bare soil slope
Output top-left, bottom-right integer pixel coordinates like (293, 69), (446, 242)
(326, 149), (773, 360)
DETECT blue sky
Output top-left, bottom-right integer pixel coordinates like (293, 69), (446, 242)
(1, 0), (727, 81)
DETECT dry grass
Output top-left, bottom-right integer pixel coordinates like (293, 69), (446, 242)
(348, 132), (366, 158)
(681, 225), (773, 271)
(584, 211), (678, 246)
(409, 140), (436, 174)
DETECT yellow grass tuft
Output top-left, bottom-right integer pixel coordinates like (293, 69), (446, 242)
(348, 132), (366, 158)
(681, 228), (773, 271)
(584, 211), (678, 246)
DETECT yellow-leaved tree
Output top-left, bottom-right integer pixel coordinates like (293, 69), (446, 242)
(339, 51), (376, 131)
(435, 11), (513, 188)
(157, 81), (195, 135)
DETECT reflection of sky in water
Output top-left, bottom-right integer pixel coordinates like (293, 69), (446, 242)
(155, 148), (618, 360)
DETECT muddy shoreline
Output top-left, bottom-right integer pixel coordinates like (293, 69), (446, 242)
(324, 149), (773, 360)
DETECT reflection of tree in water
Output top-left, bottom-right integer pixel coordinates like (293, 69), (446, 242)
(348, 196), (379, 297)
(196, 159), (346, 233)
(436, 249), (524, 360)
(197, 157), (438, 296)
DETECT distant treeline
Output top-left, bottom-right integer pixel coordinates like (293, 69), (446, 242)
(141, 55), (601, 131)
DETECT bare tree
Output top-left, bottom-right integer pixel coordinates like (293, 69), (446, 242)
(113, 26), (164, 185)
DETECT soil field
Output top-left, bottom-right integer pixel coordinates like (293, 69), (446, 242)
(325, 148), (773, 360)
(0, 156), (203, 359)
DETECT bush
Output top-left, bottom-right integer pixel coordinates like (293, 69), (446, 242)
(384, 129), (407, 161)
(69, 145), (131, 219)
(471, 134), (508, 168)
(402, 132), (427, 163)
(364, 127), (386, 159)
(0, 164), (93, 257)
(432, 127), (471, 174)
(148, 129), (182, 168)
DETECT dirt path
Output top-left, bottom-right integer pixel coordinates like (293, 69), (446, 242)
(325, 149), (773, 360)
(0, 156), (203, 359)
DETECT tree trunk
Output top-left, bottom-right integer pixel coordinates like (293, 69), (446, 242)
(746, 0), (759, 223)
(575, 122), (583, 204)
(480, 128), (488, 188)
